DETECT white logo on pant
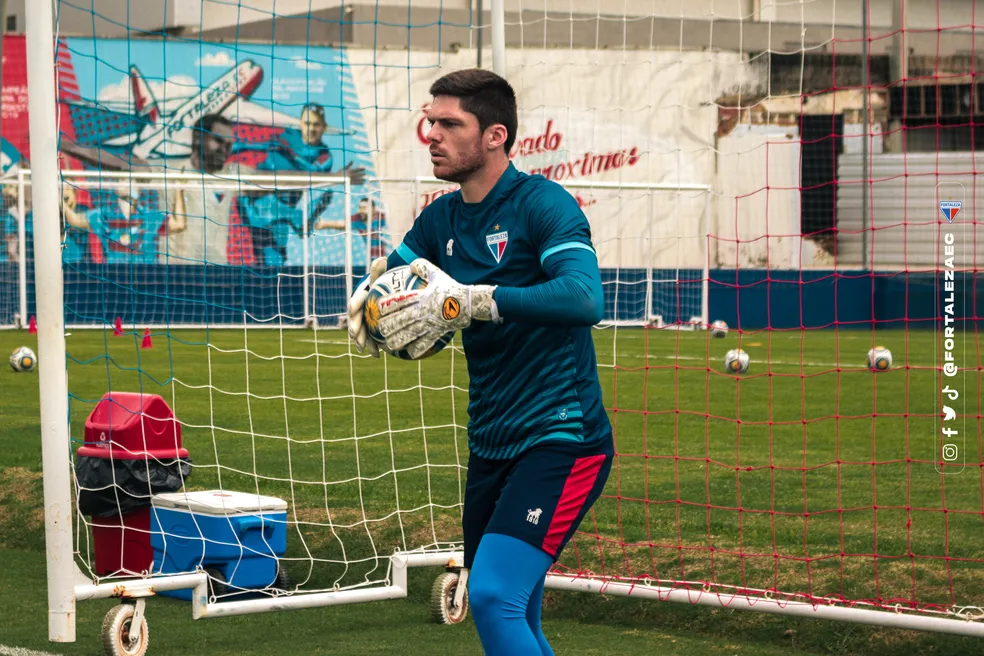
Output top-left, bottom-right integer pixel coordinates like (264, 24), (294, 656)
(447, 239), (454, 256)
(527, 508), (542, 525)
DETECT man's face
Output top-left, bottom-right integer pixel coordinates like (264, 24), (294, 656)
(199, 122), (235, 173)
(62, 186), (77, 211)
(300, 108), (327, 146)
(425, 96), (486, 183)
(2, 183), (17, 207)
(358, 199), (369, 215)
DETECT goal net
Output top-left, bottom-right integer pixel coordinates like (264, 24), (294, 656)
(20, 0), (984, 647)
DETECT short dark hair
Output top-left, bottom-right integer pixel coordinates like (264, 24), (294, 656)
(192, 114), (235, 148)
(429, 69), (517, 155)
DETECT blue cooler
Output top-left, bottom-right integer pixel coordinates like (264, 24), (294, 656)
(151, 490), (288, 601)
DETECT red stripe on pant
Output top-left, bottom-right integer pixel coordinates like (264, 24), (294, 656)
(541, 454), (606, 557)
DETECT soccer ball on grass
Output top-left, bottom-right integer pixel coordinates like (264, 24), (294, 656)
(9, 346), (37, 372)
(867, 346), (893, 372)
(710, 320), (728, 338)
(724, 348), (750, 374)
(363, 266), (455, 360)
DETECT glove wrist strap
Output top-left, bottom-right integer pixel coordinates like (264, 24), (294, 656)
(469, 285), (502, 324)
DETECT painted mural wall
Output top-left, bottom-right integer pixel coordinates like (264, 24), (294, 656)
(1, 37), (767, 271)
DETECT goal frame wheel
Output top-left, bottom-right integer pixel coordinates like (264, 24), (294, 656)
(101, 600), (149, 656)
(204, 566), (228, 601)
(429, 570), (469, 625)
(273, 563), (292, 593)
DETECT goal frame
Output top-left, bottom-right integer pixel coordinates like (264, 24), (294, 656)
(27, 0), (984, 647)
(8, 168), (357, 331)
(0, 169), (31, 330)
(407, 176), (712, 330)
(4, 171), (710, 331)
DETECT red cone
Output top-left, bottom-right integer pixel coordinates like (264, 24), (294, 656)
(141, 328), (152, 349)
(113, 316), (123, 337)
(27, 315), (37, 334)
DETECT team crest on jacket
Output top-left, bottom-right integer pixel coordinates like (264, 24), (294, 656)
(486, 230), (509, 263)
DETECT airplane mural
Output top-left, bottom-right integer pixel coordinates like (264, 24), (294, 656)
(62, 59), (353, 162)
(44, 38), (384, 269)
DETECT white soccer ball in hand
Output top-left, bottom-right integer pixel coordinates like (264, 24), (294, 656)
(363, 266), (455, 361)
(724, 348), (750, 374)
(867, 346), (893, 372)
(710, 320), (729, 338)
(9, 346), (37, 372)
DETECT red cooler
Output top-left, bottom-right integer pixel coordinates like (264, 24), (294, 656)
(78, 392), (189, 576)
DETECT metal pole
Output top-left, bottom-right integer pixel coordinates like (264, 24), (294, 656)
(701, 191), (711, 326)
(862, 0), (870, 270)
(17, 169), (27, 325)
(490, 0), (506, 76)
(477, 0), (484, 69)
(302, 195), (311, 326)
(344, 178), (353, 304)
(643, 193), (653, 323)
(545, 575), (984, 638)
(891, 0), (907, 84)
(26, 0), (76, 642)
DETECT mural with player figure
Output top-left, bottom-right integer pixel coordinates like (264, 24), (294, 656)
(53, 38), (387, 267)
(0, 137), (30, 265)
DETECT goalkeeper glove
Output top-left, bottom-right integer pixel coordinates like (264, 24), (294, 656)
(377, 258), (502, 360)
(347, 256), (388, 358)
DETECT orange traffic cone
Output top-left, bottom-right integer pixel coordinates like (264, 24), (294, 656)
(113, 316), (123, 337)
(27, 315), (37, 334)
(141, 328), (153, 349)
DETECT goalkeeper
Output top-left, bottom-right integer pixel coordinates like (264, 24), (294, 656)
(347, 69), (612, 656)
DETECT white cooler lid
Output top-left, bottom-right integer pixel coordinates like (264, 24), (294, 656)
(152, 490), (287, 515)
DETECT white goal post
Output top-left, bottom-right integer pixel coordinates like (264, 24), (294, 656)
(25, 0), (984, 650)
(4, 171), (709, 331)
(26, 0), (76, 640)
(406, 176), (712, 329)
(55, 169), (355, 331)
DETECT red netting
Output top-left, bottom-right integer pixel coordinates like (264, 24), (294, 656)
(557, 8), (984, 623)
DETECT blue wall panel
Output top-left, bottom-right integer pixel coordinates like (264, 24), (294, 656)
(708, 269), (981, 331)
(4, 266), (980, 331)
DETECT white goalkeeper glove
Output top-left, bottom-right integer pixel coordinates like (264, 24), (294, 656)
(347, 256), (388, 358)
(377, 258), (501, 360)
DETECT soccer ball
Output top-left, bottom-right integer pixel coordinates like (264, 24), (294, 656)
(710, 320), (729, 338)
(363, 266), (454, 360)
(9, 346), (37, 372)
(867, 346), (893, 372)
(724, 348), (750, 374)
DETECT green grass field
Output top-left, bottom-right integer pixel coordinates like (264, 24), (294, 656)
(1, 326), (983, 655)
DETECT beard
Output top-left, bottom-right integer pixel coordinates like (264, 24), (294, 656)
(203, 150), (229, 173)
(433, 143), (486, 183)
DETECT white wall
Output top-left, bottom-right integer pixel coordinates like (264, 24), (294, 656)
(191, 0), (357, 33)
(350, 46), (756, 269)
(772, 0), (978, 28)
(715, 125), (803, 269)
(837, 152), (984, 269)
(192, 0), (977, 30)
(191, 0), (980, 32)
(10, 0), (975, 38)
